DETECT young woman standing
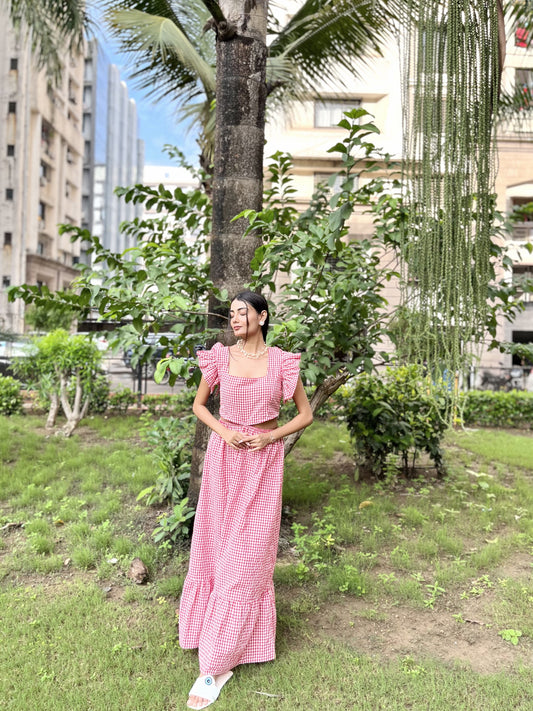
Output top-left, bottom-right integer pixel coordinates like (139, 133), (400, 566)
(179, 291), (313, 709)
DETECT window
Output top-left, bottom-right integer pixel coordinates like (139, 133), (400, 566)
(37, 242), (45, 256)
(84, 140), (91, 162)
(84, 58), (93, 82)
(314, 173), (348, 195)
(4, 232), (12, 246)
(314, 99), (361, 128)
(10, 58), (18, 71)
(8, 102), (16, 114)
(7, 144), (14, 157)
(513, 265), (533, 303)
(66, 148), (74, 164)
(516, 68), (533, 99)
(83, 85), (92, 106)
(2, 276), (11, 289)
(6, 188), (13, 200)
(39, 162), (49, 186)
(68, 79), (77, 104)
(82, 113), (91, 136)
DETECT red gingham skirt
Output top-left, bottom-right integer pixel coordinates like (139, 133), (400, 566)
(178, 422), (284, 675)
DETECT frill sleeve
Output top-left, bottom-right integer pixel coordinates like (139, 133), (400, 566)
(281, 350), (301, 402)
(197, 342), (224, 393)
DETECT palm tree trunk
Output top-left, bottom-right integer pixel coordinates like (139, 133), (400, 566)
(188, 0), (268, 505)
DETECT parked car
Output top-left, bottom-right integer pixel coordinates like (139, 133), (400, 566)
(76, 332), (110, 352)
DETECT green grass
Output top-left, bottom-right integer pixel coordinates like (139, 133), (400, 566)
(448, 428), (533, 470)
(0, 581), (532, 710)
(1, 415), (533, 709)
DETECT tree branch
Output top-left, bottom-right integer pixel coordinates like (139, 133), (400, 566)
(200, 0), (227, 25)
(283, 370), (352, 457)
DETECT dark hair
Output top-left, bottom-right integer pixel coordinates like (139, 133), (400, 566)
(232, 290), (269, 341)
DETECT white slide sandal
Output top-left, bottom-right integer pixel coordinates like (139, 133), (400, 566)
(186, 671), (233, 709)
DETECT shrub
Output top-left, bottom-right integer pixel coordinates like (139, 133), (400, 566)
(460, 390), (533, 428)
(36, 369), (110, 415)
(87, 372), (110, 414)
(0, 375), (23, 415)
(152, 498), (196, 546)
(108, 386), (136, 414)
(343, 365), (450, 478)
(137, 414), (195, 506)
(11, 329), (103, 435)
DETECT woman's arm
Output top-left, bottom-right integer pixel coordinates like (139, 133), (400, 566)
(192, 376), (249, 449)
(247, 376), (313, 451)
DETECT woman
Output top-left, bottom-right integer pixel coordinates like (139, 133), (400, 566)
(179, 291), (313, 709)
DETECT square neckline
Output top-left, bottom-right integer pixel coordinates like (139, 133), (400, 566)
(226, 345), (270, 380)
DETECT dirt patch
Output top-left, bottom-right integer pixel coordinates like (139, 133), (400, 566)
(309, 598), (531, 674)
(307, 553), (533, 674)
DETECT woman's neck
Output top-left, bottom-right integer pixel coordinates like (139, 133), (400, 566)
(239, 335), (266, 354)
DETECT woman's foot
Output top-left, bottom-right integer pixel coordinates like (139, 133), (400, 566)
(187, 671), (233, 709)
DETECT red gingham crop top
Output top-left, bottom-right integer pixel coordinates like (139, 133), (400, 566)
(197, 342), (301, 426)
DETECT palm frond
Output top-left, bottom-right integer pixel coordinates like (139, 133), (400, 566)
(499, 85), (533, 128)
(180, 98), (216, 165)
(108, 8), (215, 94)
(102, 1), (215, 111)
(269, 0), (405, 91)
(7, 0), (89, 78)
(266, 55), (299, 90)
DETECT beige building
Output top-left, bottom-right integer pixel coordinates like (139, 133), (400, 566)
(0, 7), (84, 334)
(265, 15), (533, 377)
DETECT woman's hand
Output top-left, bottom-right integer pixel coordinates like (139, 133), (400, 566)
(247, 432), (275, 451)
(222, 429), (276, 451)
(222, 429), (251, 449)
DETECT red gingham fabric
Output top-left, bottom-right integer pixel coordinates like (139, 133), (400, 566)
(178, 345), (300, 675)
(197, 343), (301, 425)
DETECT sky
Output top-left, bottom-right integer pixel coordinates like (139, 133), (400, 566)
(91, 19), (199, 167)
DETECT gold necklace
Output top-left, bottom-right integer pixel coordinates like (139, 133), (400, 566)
(237, 339), (268, 359)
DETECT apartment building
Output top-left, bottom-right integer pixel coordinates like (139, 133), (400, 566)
(496, 24), (533, 366)
(0, 5), (84, 334)
(264, 16), (533, 374)
(82, 39), (144, 262)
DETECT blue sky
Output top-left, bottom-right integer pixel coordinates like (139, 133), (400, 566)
(92, 18), (199, 167)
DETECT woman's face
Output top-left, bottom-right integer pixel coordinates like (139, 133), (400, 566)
(229, 299), (263, 338)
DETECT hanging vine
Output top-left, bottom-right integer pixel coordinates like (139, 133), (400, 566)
(399, 1), (504, 379)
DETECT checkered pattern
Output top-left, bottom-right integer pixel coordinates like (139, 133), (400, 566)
(178, 344), (301, 675)
(197, 342), (301, 424)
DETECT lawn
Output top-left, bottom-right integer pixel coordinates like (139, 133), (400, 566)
(1, 415), (532, 710)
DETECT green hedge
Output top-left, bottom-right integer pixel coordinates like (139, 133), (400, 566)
(142, 390), (195, 417)
(460, 390), (533, 428)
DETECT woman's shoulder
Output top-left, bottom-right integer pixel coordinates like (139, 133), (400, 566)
(210, 341), (226, 352)
(198, 341), (227, 355)
(197, 341), (226, 363)
(269, 345), (301, 357)
(269, 346), (301, 368)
